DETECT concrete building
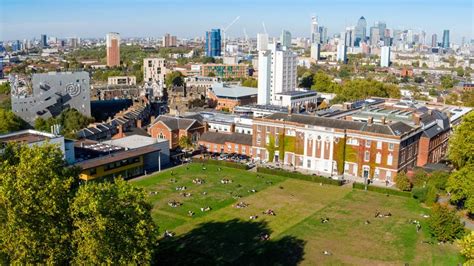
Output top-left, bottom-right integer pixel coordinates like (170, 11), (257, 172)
(108, 76), (136, 85)
(257, 42), (298, 105)
(200, 64), (248, 79)
(11, 71), (91, 125)
(143, 58), (170, 98)
(163, 33), (177, 47)
(431, 34), (438, 47)
(106, 32), (120, 67)
(280, 30), (292, 48)
(336, 44), (347, 64)
(311, 16), (320, 44)
(184, 76), (220, 89)
(257, 33), (269, 51)
(380, 46), (391, 67)
(310, 43), (320, 61)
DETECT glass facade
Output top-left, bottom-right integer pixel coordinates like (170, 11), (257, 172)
(205, 29), (221, 57)
(442, 30), (450, 49)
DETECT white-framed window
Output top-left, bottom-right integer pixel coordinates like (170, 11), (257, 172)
(307, 159), (312, 168)
(227, 144), (231, 151)
(400, 150), (406, 163)
(374, 168), (380, 178)
(257, 125), (262, 132)
(387, 153), (393, 166)
(275, 135), (279, 146)
(266, 126), (270, 133)
(256, 134), (261, 145)
(377, 141), (382, 149)
(389, 143), (395, 151)
(386, 171), (392, 179)
(242, 146), (246, 153)
(364, 151), (370, 162)
(376, 152), (382, 164)
(366, 140), (371, 148)
(265, 135), (270, 145)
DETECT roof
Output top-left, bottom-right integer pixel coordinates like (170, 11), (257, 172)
(74, 145), (160, 170)
(103, 135), (167, 149)
(0, 129), (60, 145)
(210, 84), (258, 99)
(200, 131), (252, 146)
(152, 115), (203, 131)
(264, 113), (415, 136)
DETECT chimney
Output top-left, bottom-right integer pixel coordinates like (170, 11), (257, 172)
(136, 119), (142, 128)
(413, 113), (421, 125)
(230, 123), (236, 133)
(381, 116), (386, 124)
(367, 116), (373, 125)
(115, 124), (124, 139)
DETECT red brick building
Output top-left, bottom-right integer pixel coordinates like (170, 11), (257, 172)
(148, 115), (205, 150)
(252, 113), (422, 182)
(416, 110), (451, 166)
(198, 131), (252, 156)
(207, 84), (258, 112)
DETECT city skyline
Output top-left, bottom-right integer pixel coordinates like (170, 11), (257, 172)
(1, 0), (472, 43)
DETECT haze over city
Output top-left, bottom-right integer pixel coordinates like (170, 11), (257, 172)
(1, 0), (472, 42)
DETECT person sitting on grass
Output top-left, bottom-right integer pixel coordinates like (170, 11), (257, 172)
(249, 215), (258, 220)
(320, 217), (330, 223)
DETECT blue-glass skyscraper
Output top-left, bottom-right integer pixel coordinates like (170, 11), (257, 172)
(41, 34), (47, 48)
(442, 30), (450, 49)
(205, 29), (221, 57)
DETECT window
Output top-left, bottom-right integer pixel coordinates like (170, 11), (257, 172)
(389, 143), (395, 151)
(400, 150), (406, 163)
(256, 134), (261, 145)
(266, 126), (270, 133)
(366, 140), (371, 148)
(376, 152), (381, 164)
(235, 144), (239, 152)
(307, 159), (312, 168)
(242, 146), (246, 153)
(275, 135), (279, 146)
(387, 153), (393, 166)
(364, 151), (370, 162)
(227, 144), (231, 151)
(257, 125), (262, 132)
(374, 168), (380, 178)
(89, 168), (97, 175)
(266, 135), (270, 145)
(377, 141), (382, 149)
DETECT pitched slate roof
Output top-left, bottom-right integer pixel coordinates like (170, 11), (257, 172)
(200, 131), (252, 146)
(152, 115), (203, 131)
(265, 113), (415, 136)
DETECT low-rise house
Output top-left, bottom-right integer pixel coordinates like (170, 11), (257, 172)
(148, 115), (205, 150)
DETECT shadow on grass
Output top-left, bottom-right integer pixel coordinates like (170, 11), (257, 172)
(153, 219), (305, 265)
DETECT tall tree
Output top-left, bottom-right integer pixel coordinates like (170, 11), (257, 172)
(0, 109), (27, 133)
(428, 204), (465, 242)
(448, 111), (474, 169)
(0, 144), (78, 264)
(70, 179), (157, 264)
(458, 232), (474, 264)
(165, 71), (184, 88)
(447, 164), (474, 214)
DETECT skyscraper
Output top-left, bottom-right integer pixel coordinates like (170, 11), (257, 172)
(163, 33), (177, 47)
(355, 16), (367, 46)
(257, 33), (269, 51)
(311, 16), (320, 44)
(258, 42), (297, 105)
(431, 34), (438, 47)
(205, 29), (221, 57)
(40, 34), (47, 48)
(311, 43), (320, 61)
(377, 22), (387, 39)
(319, 26), (328, 44)
(380, 46), (391, 67)
(370, 26), (380, 46)
(345, 26), (356, 47)
(106, 32), (120, 67)
(442, 30), (450, 49)
(280, 30), (292, 48)
(336, 44), (347, 64)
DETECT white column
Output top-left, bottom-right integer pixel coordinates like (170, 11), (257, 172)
(303, 134), (308, 168)
(158, 151), (161, 172)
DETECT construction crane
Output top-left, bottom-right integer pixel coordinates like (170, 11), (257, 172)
(243, 28), (251, 57)
(222, 16), (240, 56)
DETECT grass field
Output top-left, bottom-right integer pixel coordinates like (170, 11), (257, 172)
(131, 163), (462, 265)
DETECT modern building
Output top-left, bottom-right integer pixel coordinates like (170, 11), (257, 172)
(69, 37), (79, 49)
(200, 64), (248, 79)
(205, 29), (221, 57)
(355, 16), (367, 46)
(11, 71), (91, 125)
(280, 30), (292, 48)
(442, 30), (450, 49)
(40, 34), (47, 48)
(257, 33), (269, 51)
(0, 129), (75, 164)
(380, 46), (391, 67)
(336, 44), (347, 64)
(184, 76), (220, 89)
(311, 16), (320, 44)
(257, 42), (298, 105)
(310, 43), (320, 61)
(108, 76), (137, 85)
(319, 26), (328, 44)
(370, 26), (380, 46)
(163, 33), (177, 47)
(345, 26), (356, 47)
(207, 83), (258, 112)
(106, 32), (120, 67)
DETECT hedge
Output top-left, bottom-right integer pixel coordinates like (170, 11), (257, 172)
(352, 182), (412, 197)
(192, 158), (249, 170)
(256, 167), (343, 186)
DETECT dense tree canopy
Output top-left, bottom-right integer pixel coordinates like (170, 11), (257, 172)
(0, 144), (78, 264)
(0, 109), (28, 133)
(427, 204), (465, 243)
(35, 108), (94, 139)
(447, 164), (474, 214)
(165, 71), (185, 88)
(311, 71), (341, 93)
(332, 79), (401, 103)
(448, 111), (474, 169)
(70, 179), (157, 264)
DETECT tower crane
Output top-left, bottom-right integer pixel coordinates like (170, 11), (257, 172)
(222, 16), (240, 56)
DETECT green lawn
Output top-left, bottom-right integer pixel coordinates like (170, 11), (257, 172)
(131, 163), (462, 265)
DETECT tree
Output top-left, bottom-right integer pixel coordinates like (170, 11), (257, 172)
(456, 67), (465, 77)
(428, 204), (465, 242)
(241, 78), (258, 88)
(414, 76), (424, 83)
(178, 135), (192, 149)
(447, 164), (474, 214)
(448, 111), (474, 169)
(0, 109), (28, 133)
(457, 231), (474, 264)
(0, 82), (10, 94)
(34, 108), (94, 139)
(299, 72), (314, 88)
(311, 71), (339, 93)
(0, 144), (78, 264)
(165, 71), (184, 88)
(395, 172), (412, 191)
(441, 75), (455, 89)
(70, 179), (157, 264)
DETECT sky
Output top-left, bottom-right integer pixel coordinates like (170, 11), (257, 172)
(0, 0), (473, 43)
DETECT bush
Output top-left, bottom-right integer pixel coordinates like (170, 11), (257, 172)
(395, 172), (412, 191)
(352, 182), (412, 197)
(193, 158), (249, 170)
(256, 167), (343, 186)
(428, 204), (465, 243)
(411, 185), (438, 205)
(411, 186), (429, 202)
